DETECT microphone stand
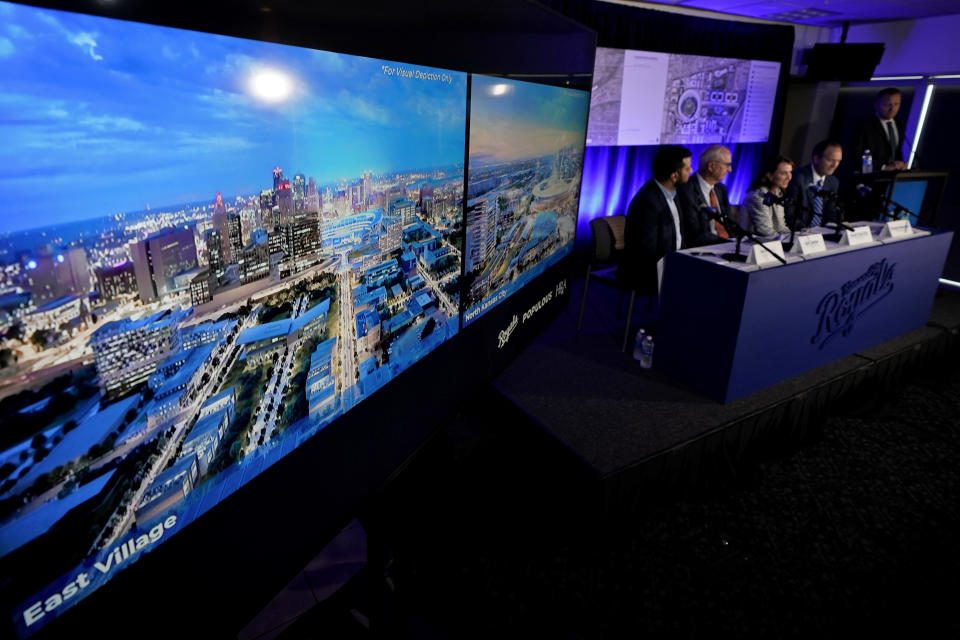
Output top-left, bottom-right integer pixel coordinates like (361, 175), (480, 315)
(781, 196), (799, 253)
(714, 212), (787, 265)
(822, 194), (855, 243)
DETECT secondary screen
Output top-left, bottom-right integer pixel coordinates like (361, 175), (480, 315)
(0, 1), (466, 635)
(463, 76), (589, 325)
(587, 46), (781, 147)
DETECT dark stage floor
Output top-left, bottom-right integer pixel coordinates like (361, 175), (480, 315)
(240, 276), (960, 639)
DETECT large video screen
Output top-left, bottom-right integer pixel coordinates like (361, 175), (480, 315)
(586, 46), (781, 147)
(0, 1), (465, 635)
(463, 76), (589, 325)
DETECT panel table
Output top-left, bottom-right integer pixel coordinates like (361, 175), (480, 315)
(655, 224), (953, 402)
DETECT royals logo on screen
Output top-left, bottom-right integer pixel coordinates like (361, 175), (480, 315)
(811, 259), (896, 350)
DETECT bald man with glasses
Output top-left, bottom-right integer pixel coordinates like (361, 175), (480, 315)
(678, 144), (734, 247)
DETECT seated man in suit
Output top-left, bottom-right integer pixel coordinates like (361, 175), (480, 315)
(853, 88), (908, 172)
(620, 145), (692, 297)
(785, 139), (842, 230)
(678, 144), (734, 247)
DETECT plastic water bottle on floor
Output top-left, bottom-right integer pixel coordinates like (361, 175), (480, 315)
(639, 334), (654, 369)
(861, 149), (873, 174)
(632, 328), (646, 361)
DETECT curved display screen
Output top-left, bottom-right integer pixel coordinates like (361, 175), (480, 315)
(0, 2), (466, 635)
(463, 76), (589, 325)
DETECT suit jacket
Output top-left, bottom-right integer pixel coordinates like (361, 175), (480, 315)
(619, 179), (685, 296)
(784, 164), (840, 229)
(677, 177), (730, 247)
(854, 116), (906, 169)
(742, 186), (789, 237)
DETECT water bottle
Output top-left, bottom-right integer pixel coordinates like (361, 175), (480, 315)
(861, 149), (873, 174)
(639, 335), (654, 369)
(632, 328), (646, 361)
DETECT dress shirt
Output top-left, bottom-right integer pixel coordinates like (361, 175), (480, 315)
(655, 180), (683, 250)
(810, 165), (826, 187)
(696, 173), (724, 236)
(880, 117), (898, 150)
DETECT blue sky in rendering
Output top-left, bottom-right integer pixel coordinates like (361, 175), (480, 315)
(469, 75), (589, 165)
(0, 1), (466, 232)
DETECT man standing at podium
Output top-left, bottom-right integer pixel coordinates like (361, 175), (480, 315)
(620, 145), (691, 296)
(854, 88), (908, 172)
(785, 139), (842, 230)
(679, 144), (734, 247)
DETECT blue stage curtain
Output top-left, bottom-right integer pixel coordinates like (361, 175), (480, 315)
(576, 144), (767, 250)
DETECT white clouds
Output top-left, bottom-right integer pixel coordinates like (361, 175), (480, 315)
(172, 133), (255, 152)
(470, 119), (581, 162)
(161, 44), (180, 61)
(0, 91), (72, 118)
(78, 115), (147, 132)
(335, 89), (392, 125)
(205, 52), (256, 77)
(160, 43), (199, 62)
(6, 24), (31, 40)
(196, 88), (259, 124)
(0, 37), (13, 59)
(310, 49), (347, 73)
(35, 12), (104, 61)
(69, 32), (103, 61)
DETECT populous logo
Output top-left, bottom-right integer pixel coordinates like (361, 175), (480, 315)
(811, 258), (895, 350)
(496, 279), (567, 350)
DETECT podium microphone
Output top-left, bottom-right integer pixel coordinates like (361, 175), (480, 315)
(700, 205), (785, 265)
(701, 204), (729, 228)
(808, 184), (837, 200)
(762, 191), (783, 206)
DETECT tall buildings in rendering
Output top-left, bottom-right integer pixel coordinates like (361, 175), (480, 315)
(130, 228), (199, 303)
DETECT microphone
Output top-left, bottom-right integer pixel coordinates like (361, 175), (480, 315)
(700, 204), (722, 221)
(762, 191), (785, 206)
(701, 204), (737, 233)
(807, 184), (836, 199)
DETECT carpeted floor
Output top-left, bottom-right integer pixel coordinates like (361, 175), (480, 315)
(366, 342), (960, 638)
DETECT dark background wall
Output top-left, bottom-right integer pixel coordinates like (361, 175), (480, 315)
(539, 0), (795, 251)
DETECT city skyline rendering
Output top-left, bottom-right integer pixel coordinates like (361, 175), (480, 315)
(464, 75), (589, 325)
(0, 3), (470, 637)
(0, 0), (467, 233)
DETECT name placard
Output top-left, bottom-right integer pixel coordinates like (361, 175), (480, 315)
(747, 240), (785, 266)
(880, 219), (913, 239)
(789, 233), (827, 256)
(839, 226), (874, 247)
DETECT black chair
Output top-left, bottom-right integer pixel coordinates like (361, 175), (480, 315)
(577, 215), (637, 349)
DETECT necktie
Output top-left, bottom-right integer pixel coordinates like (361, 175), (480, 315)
(811, 178), (823, 228)
(710, 188), (729, 239)
(885, 120), (898, 162)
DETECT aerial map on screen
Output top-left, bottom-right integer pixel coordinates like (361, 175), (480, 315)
(586, 47), (781, 146)
(0, 1), (466, 634)
(463, 76), (589, 325)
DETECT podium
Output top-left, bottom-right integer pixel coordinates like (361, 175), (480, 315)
(655, 225), (953, 403)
